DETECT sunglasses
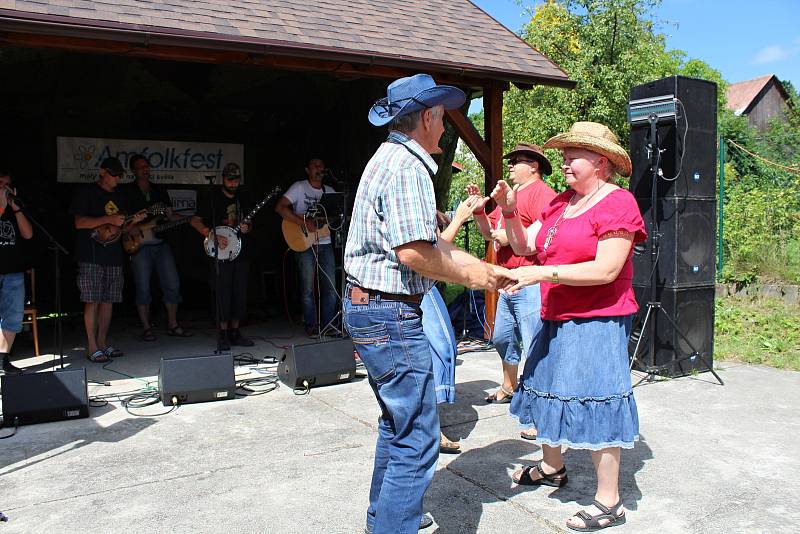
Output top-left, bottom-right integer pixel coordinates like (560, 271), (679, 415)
(105, 170), (123, 177)
(509, 158), (535, 165)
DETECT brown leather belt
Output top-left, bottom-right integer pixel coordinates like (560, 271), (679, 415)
(348, 286), (422, 305)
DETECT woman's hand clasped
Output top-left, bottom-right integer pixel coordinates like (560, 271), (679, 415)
(501, 266), (548, 295)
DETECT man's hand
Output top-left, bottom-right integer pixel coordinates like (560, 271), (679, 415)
(240, 222), (252, 234)
(490, 228), (509, 246)
(0, 187), (8, 211)
(462, 262), (518, 291)
(491, 180), (518, 213)
(215, 234), (229, 249)
(304, 218), (318, 233)
(132, 210), (147, 224)
(105, 214), (126, 227)
(436, 210), (451, 229)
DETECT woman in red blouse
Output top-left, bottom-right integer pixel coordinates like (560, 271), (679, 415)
(493, 122), (646, 532)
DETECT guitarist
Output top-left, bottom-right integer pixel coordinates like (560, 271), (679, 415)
(275, 158), (337, 337)
(70, 157), (146, 363)
(121, 154), (191, 342)
(190, 162), (254, 350)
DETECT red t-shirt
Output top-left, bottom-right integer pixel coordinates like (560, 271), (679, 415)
(535, 188), (647, 321)
(487, 179), (556, 268)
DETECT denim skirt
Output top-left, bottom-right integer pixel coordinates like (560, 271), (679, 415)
(509, 315), (639, 450)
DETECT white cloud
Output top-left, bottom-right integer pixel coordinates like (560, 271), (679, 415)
(753, 45), (790, 64)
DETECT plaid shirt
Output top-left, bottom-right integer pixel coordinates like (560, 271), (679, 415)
(345, 131), (438, 295)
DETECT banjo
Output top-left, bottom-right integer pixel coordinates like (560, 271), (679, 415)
(204, 186), (281, 261)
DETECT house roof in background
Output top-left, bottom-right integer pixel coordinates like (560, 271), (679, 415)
(0, 0), (574, 89)
(726, 74), (788, 115)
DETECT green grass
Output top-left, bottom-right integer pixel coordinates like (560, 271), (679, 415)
(715, 296), (800, 371)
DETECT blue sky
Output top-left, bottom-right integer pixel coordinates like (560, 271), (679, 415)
(471, 0), (800, 90)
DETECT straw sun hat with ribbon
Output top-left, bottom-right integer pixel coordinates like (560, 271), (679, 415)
(543, 121), (632, 177)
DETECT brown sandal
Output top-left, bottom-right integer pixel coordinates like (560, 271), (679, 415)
(439, 433), (461, 454)
(512, 460), (568, 487)
(567, 500), (626, 531)
(485, 384), (514, 404)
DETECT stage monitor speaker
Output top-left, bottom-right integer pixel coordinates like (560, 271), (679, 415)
(158, 353), (236, 406)
(1, 368), (89, 426)
(629, 284), (715, 376)
(632, 197), (717, 288)
(278, 339), (356, 389)
(629, 76), (717, 199)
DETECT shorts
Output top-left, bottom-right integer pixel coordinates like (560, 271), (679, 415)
(0, 272), (25, 333)
(77, 262), (124, 303)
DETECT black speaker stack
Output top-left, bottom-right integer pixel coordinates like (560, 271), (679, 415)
(628, 75), (719, 378)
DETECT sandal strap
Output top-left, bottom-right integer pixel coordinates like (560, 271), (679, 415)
(592, 499), (623, 516)
(500, 384), (515, 396)
(534, 460), (566, 479)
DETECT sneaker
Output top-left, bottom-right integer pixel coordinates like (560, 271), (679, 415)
(218, 330), (231, 351)
(228, 328), (254, 347)
(2, 355), (23, 375)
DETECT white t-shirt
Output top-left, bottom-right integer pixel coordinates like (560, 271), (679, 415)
(283, 179), (335, 245)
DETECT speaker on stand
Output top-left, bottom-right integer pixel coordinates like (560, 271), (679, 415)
(626, 75), (723, 383)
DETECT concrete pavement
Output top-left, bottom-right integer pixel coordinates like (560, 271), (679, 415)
(1, 319), (798, 533)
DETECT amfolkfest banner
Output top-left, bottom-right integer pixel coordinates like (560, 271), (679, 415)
(56, 137), (245, 184)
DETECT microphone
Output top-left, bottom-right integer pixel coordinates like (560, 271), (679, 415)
(2, 186), (24, 208)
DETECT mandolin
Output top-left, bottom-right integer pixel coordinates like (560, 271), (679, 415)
(90, 203), (166, 246)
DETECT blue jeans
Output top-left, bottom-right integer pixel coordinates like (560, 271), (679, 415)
(491, 284), (543, 365)
(344, 292), (439, 534)
(130, 243), (181, 305)
(0, 272), (25, 333)
(296, 244), (336, 329)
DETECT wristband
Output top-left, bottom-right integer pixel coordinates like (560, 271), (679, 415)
(551, 265), (559, 284)
(502, 210), (517, 219)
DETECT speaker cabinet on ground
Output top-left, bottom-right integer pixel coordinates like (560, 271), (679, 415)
(629, 76), (717, 199)
(278, 338), (356, 389)
(1, 368), (89, 426)
(629, 284), (715, 376)
(158, 353), (236, 406)
(632, 197), (717, 288)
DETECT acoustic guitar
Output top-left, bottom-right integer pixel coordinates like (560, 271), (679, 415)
(281, 219), (331, 252)
(122, 216), (192, 254)
(90, 204), (166, 246)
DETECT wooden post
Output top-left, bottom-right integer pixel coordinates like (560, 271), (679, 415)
(482, 86), (503, 339)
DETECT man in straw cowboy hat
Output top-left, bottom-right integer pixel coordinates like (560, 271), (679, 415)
(491, 121), (646, 531)
(344, 73), (515, 534)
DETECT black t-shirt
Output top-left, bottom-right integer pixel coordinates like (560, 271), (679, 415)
(198, 188), (253, 261)
(69, 183), (130, 266)
(121, 181), (172, 223)
(0, 210), (31, 274)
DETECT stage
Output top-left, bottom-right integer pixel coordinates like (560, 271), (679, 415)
(1, 318), (799, 533)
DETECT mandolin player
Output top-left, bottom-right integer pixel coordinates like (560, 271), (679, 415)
(70, 157), (146, 363)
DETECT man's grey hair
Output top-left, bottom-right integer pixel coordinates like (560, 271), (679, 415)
(390, 106), (443, 134)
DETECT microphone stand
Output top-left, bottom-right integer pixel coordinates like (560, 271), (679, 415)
(8, 194), (69, 370)
(204, 175), (224, 354)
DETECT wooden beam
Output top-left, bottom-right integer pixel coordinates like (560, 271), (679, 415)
(482, 85), (503, 338)
(483, 85), (504, 194)
(444, 108), (490, 171)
